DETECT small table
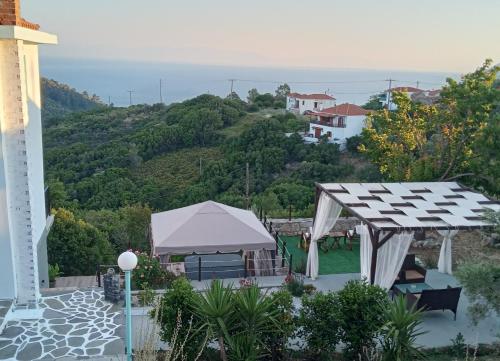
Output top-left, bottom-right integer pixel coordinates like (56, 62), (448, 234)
(393, 282), (433, 297)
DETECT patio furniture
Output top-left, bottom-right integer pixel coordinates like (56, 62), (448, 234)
(392, 282), (433, 298)
(394, 254), (427, 284)
(405, 286), (462, 320)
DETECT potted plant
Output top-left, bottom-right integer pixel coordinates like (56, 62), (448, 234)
(48, 264), (62, 288)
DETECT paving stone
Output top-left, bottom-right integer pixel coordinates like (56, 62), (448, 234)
(44, 299), (65, 310)
(87, 339), (107, 348)
(0, 344), (17, 359)
(2, 326), (24, 338)
(53, 324), (72, 334)
(51, 346), (70, 358)
(17, 341), (42, 360)
(69, 328), (88, 336)
(103, 339), (123, 355)
(48, 318), (66, 325)
(43, 308), (66, 319)
(67, 336), (85, 347)
(87, 347), (101, 356)
(68, 317), (87, 324)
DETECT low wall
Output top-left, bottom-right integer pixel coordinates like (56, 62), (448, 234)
(268, 217), (361, 236)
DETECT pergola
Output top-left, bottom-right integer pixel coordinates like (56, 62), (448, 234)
(309, 182), (499, 286)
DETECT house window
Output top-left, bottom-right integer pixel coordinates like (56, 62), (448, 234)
(338, 117), (345, 127)
(314, 101), (318, 108)
(302, 100), (305, 105)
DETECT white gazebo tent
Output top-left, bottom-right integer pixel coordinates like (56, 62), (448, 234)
(151, 201), (277, 276)
(307, 182), (498, 288)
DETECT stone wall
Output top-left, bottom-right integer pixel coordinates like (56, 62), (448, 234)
(267, 217), (361, 236)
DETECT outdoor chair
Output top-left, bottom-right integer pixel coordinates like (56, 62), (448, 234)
(405, 286), (462, 320)
(394, 254), (427, 284)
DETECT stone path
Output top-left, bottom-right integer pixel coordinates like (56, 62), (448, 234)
(0, 290), (123, 360)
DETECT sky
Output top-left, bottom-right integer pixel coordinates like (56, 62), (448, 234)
(24, 0), (499, 73)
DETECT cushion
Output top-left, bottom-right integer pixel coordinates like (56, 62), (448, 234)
(405, 270), (424, 280)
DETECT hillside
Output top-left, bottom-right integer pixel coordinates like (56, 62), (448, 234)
(41, 78), (104, 122)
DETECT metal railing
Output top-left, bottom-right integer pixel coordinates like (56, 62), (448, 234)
(310, 119), (346, 128)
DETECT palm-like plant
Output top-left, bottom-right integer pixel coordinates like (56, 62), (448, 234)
(232, 285), (281, 358)
(194, 280), (235, 361)
(380, 296), (426, 361)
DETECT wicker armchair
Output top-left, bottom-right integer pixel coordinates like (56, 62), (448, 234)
(405, 286), (462, 320)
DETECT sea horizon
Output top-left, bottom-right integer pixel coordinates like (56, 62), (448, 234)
(40, 57), (461, 107)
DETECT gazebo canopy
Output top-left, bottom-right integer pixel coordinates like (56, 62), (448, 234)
(316, 182), (499, 231)
(152, 201), (275, 255)
(308, 182), (498, 285)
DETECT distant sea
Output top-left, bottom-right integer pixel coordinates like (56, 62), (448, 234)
(40, 58), (460, 107)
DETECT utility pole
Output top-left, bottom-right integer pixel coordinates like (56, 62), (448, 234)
(127, 90), (134, 106)
(159, 79), (163, 104)
(386, 79), (394, 111)
(245, 162), (250, 209)
(228, 79), (236, 95)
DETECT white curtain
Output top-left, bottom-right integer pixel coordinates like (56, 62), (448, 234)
(437, 230), (458, 275)
(254, 249), (273, 276)
(306, 192), (342, 280)
(358, 224), (372, 282)
(374, 231), (414, 289)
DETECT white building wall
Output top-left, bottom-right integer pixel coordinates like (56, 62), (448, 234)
(286, 96), (335, 114)
(0, 38), (45, 304)
(308, 115), (367, 144)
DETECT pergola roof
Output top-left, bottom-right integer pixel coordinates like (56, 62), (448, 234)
(316, 182), (499, 231)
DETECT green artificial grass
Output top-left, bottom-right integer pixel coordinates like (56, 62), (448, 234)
(281, 236), (360, 275)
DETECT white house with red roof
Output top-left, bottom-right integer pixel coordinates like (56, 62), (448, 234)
(381, 86), (441, 109)
(286, 92), (336, 114)
(305, 103), (369, 146)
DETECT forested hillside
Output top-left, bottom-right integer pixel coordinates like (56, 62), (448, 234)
(43, 88), (379, 274)
(41, 78), (104, 123)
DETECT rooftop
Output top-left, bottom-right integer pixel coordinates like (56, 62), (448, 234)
(316, 182), (499, 231)
(0, 0), (39, 30)
(316, 103), (370, 116)
(288, 92), (336, 100)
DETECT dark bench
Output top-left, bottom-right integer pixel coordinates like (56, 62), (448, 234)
(405, 286), (462, 320)
(395, 254), (427, 284)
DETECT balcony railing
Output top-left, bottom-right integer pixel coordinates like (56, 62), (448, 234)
(310, 120), (346, 128)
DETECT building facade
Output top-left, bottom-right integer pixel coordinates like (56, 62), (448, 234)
(305, 103), (369, 146)
(286, 92), (336, 114)
(0, 0), (57, 307)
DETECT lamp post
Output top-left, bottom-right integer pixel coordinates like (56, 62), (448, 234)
(118, 251), (138, 361)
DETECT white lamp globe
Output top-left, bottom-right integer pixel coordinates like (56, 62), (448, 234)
(118, 251), (138, 271)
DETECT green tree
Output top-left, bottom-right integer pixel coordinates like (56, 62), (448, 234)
(275, 83), (291, 100)
(455, 260), (500, 325)
(362, 93), (384, 110)
(360, 60), (500, 194)
(47, 208), (114, 275)
(247, 88), (259, 104)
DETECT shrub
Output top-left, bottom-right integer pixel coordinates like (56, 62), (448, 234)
(48, 264), (62, 282)
(284, 274), (304, 297)
(137, 283), (156, 307)
(293, 257), (307, 275)
(262, 289), (294, 360)
(298, 291), (340, 358)
(336, 280), (388, 359)
(133, 251), (175, 290)
(380, 296), (425, 361)
(449, 332), (466, 358)
(155, 277), (205, 359)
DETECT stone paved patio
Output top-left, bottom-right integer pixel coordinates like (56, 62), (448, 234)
(0, 290), (123, 360)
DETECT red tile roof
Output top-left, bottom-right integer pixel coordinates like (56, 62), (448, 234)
(288, 92), (336, 100)
(317, 103), (369, 116)
(0, 0), (40, 30)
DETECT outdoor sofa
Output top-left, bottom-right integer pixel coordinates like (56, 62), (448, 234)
(405, 286), (462, 320)
(394, 254), (427, 284)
